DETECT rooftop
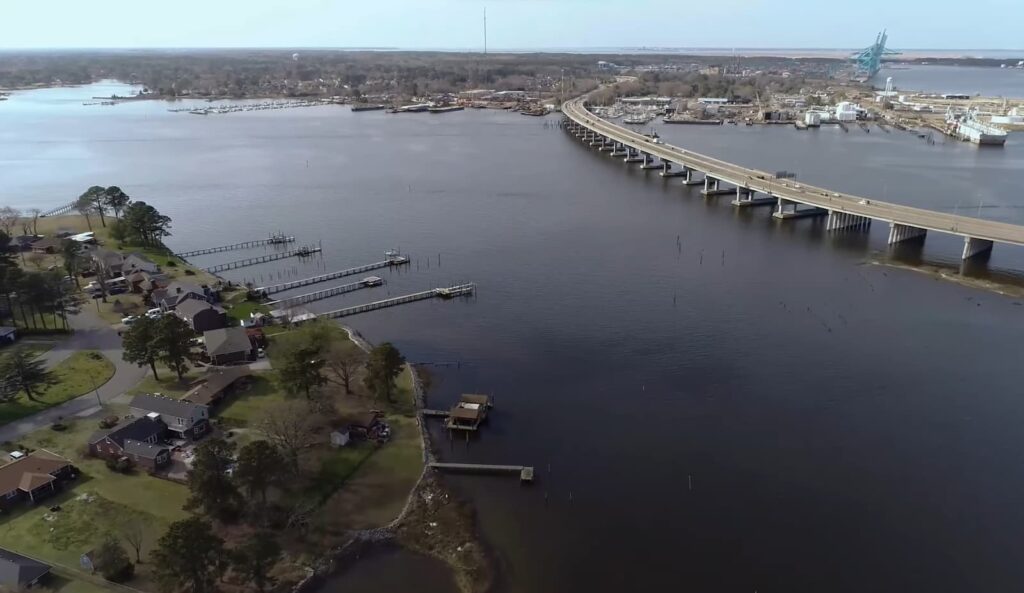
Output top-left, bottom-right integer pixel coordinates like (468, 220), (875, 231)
(204, 326), (254, 357)
(0, 450), (70, 496)
(130, 394), (207, 420)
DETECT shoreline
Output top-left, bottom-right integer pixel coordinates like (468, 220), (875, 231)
(289, 325), (493, 593)
(869, 258), (1024, 299)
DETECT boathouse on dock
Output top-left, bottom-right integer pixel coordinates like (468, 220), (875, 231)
(444, 394), (492, 431)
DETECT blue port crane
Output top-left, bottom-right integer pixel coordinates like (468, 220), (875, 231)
(851, 30), (900, 78)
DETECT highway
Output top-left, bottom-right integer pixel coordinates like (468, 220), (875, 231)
(563, 98), (1024, 252)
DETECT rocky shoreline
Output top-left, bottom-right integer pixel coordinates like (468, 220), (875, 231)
(290, 326), (492, 593)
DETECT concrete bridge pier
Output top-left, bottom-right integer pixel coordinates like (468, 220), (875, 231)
(624, 148), (644, 163)
(826, 210), (871, 231)
(599, 138), (616, 152)
(681, 168), (704, 185)
(887, 223), (927, 244)
(701, 177), (735, 197)
(589, 134), (604, 147)
(773, 198), (828, 219)
(731, 187), (776, 207)
(660, 161), (686, 177)
(609, 142), (628, 157)
(962, 236), (993, 260)
(640, 153), (661, 170)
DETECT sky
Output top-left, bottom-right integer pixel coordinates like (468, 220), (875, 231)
(2, 0), (1023, 50)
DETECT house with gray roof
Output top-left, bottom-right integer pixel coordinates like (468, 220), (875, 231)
(151, 281), (210, 311)
(0, 547), (52, 589)
(122, 253), (160, 274)
(203, 327), (255, 365)
(89, 247), (125, 276)
(88, 416), (170, 471)
(174, 299), (227, 333)
(129, 394), (209, 440)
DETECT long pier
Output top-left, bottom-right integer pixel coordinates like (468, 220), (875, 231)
(255, 255), (410, 295)
(205, 246), (321, 273)
(429, 462), (534, 482)
(41, 201), (77, 217)
(265, 277), (383, 307)
(176, 236), (295, 258)
(564, 97), (1024, 262)
(318, 283), (475, 320)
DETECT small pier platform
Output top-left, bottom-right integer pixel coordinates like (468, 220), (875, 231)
(318, 283), (474, 320)
(177, 235), (294, 258)
(206, 246), (321, 273)
(421, 409), (450, 418)
(265, 276), (383, 307)
(429, 462), (534, 482)
(255, 253), (410, 295)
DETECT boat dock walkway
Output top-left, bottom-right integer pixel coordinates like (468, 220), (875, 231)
(41, 201), (77, 217)
(256, 255), (410, 295)
(176, 236), (295, 258)
(317, 283), (475, 320)
(421, 409), (451, 418)
(205, 246), (321, 273)
(265, 278), (382, 307)
(429, 462), (534, 482)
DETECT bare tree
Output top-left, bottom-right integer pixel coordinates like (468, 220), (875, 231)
(0, 206), (20, 236)
(325, 342), (366, 395)
(257, 402), (322, 473)
(119, 517), (146, 563)
(27, 208), (41, 235)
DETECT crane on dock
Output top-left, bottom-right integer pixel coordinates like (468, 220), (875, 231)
(852, 30), (900, 79)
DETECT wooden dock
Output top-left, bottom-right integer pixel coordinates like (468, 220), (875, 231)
(317, 283), (474, 320)
(205, 246), (321, 273)
(176, 236), (295, 258)
(429, 462), (534, 482)
(256, 256), (410, 295)
(265, 277), (382, 308)
(421, 409), (451, 418)
(41, 201), (77, 217)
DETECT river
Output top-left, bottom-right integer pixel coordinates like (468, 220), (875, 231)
(3, 82), (1024, 592)
(873, 64), (1024, 97)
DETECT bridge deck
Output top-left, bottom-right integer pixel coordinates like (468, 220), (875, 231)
(564, 99), (1024, 248)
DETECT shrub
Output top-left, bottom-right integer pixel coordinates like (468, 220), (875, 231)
(105, 457), (134, 474)
(184, 269), (196, 276)
(166, 260), (177, 267)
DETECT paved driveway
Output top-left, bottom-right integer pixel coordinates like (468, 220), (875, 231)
(0, 309), (146, 444)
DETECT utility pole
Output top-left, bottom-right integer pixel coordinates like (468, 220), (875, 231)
(483, 7), (488, 56)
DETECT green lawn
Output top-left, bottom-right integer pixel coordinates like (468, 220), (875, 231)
(0, 350), (115, 425)
(1, 415), (190, 593)
(216, 375), (285, 428)
(126, 367), (204, 399)
(224, 299), (270, 322)
(303, 444), (377, 506)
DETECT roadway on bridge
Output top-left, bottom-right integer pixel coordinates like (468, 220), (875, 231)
(563, 98), (1024, 248)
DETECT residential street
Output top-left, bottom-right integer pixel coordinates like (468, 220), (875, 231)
(0, 308), (145, 444)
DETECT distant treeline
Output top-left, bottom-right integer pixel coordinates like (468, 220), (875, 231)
(0, 50), (839, 100)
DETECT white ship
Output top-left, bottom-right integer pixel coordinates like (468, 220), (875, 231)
(946, 107), (1008, 146)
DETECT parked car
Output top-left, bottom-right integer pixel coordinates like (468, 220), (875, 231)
(145, 308), (163, 319)
(121, 316), (138, 326)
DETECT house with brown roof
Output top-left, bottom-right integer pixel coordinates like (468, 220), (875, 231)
(89, 247), (124, 275)
(182, 367), (252, 408)
(174, 299), (227, 333)
(88, 416), (170, 472)
(0, 450), (75, 511)
(30, 237), (66, 254)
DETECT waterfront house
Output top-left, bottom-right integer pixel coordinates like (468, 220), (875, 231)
(0, 450), (75, 510)
(152, 281), (210, 310)
(122, 253), (159, 274)
(0, 547), (52, 589)
(203, 327), (256, 365)
(87, 415), (170, 472)
(126, 270), (166, 294)
(129, 394), (209, 440)
(182, 366), (252, 408)
(89, 247), (124, 275)
(174, 299), (227, 333)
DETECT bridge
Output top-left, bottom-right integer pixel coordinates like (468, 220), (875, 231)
(562, 98), (1024, 261)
